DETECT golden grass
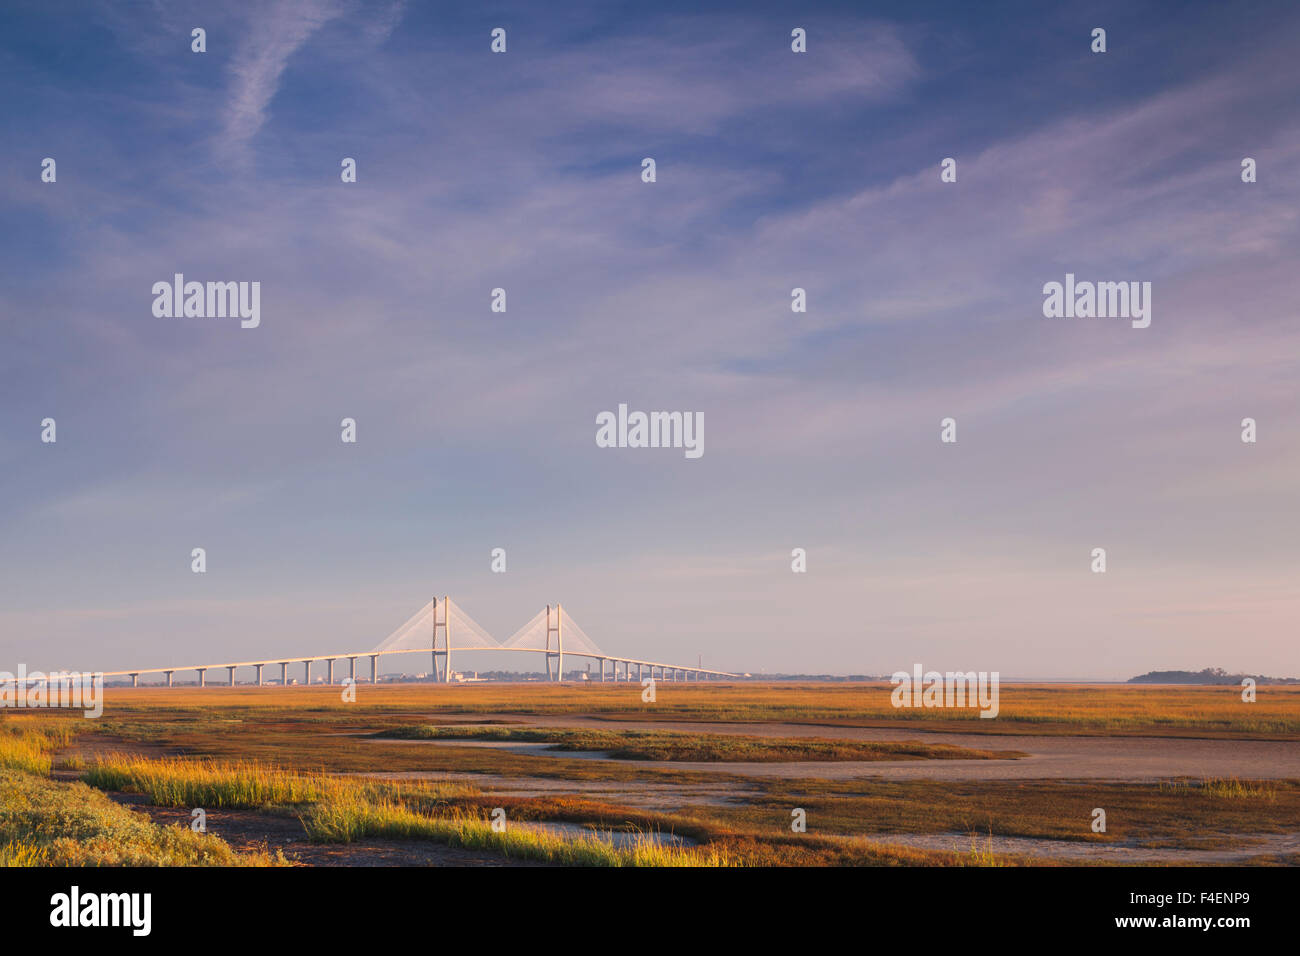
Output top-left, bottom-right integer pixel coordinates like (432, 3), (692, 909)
(0, 717), (76, 775)
(90, 682), (1300, 739)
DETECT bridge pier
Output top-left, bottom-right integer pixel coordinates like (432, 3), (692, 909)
(280, 662), (288, 685)
(197, 667), (206, 688)
(165, 671), (173, 688)
(349, 657), (356, 682)
(371, 655), (379, 684)
(303, 660), (311, 685)
(130, 673), (139, 688)
(227, 666), (236, 687)
(328, 659), (335, 685)
(255, 664), (263, 687)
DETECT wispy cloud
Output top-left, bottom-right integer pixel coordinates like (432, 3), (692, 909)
(221, 0), (346, 160)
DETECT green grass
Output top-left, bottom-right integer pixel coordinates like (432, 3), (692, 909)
(373, 725), (1025, 761)
(82, 755), (478, 810)
(83, 757), (331, 809)
(0, 769), (283, 866)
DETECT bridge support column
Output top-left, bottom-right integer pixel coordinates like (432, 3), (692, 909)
(255, 664), (263, 686)
(130, 673), (139, 688)
(197, 668), (206, 688)
(165, 671), (173, 688)
(304, 660), (311, 685)
(280, 662), (288, 685)
(349, 657), (356, 682)
(371, 655), (378, 684)
(227, 666), (236, 687)
(328, 659), (335, 685)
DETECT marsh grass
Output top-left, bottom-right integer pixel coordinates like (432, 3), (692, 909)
(375, 725), (1024, 762)
(0, 840), (50, 866)
(83, 754), (729, 865)
(300, 791), (732, 866)
(83, 754), (481, 811)
(1158, 777), (1278, 800)
(0, 769), (283, 866)
(92, 682), (1300, 739)
(966, 827), (1005, 867)
(83, 757), (330, 809)
(0, 719), (76, 775)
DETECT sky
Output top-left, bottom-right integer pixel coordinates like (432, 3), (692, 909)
(1, 0), (1297, 679)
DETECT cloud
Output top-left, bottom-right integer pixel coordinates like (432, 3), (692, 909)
(221, 0), (346, 160)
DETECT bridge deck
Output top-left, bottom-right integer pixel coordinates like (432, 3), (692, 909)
(71, 646), (736, 680)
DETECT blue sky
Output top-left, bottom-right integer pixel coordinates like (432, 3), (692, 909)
(1, 0), (1298, 678)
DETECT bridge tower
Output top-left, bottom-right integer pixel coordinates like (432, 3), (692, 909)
(545, 603), (563, 682)
(432, 595), (451, 683)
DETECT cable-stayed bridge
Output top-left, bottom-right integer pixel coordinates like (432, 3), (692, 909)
(80, 598), (736, 687)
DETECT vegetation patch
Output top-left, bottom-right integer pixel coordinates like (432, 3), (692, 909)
(0, 769), (282, 866)
(372, 725), (1025, 762)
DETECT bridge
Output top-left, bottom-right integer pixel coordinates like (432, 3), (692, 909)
(50, 599), (737, 688)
